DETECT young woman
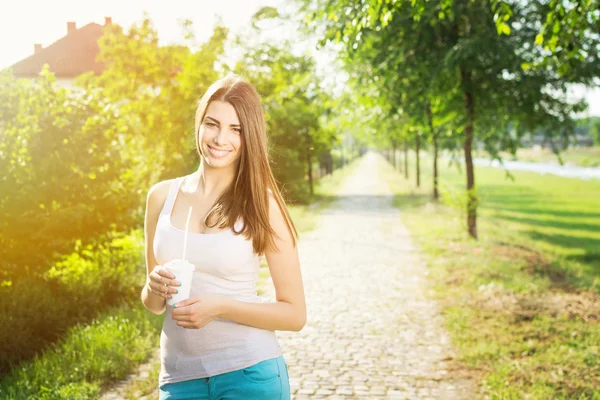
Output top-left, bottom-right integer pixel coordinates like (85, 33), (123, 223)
(141, 74), (306, 400)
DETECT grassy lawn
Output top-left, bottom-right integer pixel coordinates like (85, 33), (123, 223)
(0, 158), (363, 400)
(0, 304), (163, 399)
(384, 152), (600, 399)
(474, 146), (600, 167)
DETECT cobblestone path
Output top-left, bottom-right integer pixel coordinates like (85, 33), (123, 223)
(271, 151), (476, 399)
(102, 151), (476, 399)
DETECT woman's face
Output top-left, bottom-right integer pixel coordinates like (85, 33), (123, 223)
(198, 100), (243, 169)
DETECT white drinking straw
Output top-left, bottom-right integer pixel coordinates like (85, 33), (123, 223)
(182, 206), (193, 261)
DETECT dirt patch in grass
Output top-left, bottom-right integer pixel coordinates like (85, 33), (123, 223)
(471, 286), (599, 324)
(492, 241), (574, 290)
(431, 238), (600, 324)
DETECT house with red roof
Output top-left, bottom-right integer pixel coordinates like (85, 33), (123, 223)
(10, 17), (112, 88)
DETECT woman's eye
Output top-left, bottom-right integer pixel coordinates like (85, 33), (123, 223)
(234, 129), (241, 134)
(205, 121), (216, 127)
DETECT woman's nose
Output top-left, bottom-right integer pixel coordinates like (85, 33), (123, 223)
(214, 128), (227, 145)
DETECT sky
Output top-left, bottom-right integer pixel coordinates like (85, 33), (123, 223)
(0, 0), (598, 117)
(0, 0), (286, 67)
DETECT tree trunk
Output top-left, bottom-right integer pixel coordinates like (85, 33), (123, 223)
(415, 133), (421, 187)
(392, 142), (397, 169)
(461, 66), (477, 239)
(433, 137), (439, 200)
(404, 140), (409, 179)
(306, 139), (314, 196)
(399, 143), (404, 174)
(426, 102), (439, 200)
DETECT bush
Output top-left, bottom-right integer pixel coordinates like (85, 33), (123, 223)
(0, 68), (144, 276)
(44, 230), (145, 308)
(0, 229), (145, 375)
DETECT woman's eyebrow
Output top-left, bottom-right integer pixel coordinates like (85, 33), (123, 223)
(205, 115), (241, 128)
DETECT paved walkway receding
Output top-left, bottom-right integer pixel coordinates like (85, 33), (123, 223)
(271, 151), (476, 399)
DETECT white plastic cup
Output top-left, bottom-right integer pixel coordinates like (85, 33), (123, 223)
(163, 259), (195, 307)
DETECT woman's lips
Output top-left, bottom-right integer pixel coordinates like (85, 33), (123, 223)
(208, 145), (231, 158)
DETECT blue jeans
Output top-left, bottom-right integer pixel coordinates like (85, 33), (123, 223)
(158, 355), (290, 400)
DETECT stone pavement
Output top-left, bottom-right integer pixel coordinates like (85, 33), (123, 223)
(268, 151), (476, 399)
(102, 151), (476, 399)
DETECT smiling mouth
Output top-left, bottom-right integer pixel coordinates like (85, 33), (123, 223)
(208, 145), (231, 158)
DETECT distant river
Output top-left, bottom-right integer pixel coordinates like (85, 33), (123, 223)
(472, 158), (600, 181)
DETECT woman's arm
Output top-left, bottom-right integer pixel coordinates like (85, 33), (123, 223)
(173, 193), (307, 331)
(141, 181), (171, 315)
(220, 194), (306, 331)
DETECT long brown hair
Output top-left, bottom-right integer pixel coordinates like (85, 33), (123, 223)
(194, 74), (298, 255)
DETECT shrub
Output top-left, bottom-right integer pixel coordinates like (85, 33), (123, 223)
(0, 229), (145, 375)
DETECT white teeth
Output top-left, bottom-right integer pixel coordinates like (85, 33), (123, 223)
(209, 147), (230, 158)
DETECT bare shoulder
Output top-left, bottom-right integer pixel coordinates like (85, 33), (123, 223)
(146, 179), (175, 212)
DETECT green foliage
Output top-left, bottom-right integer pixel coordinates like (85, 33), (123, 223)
(44, 230), (144, 306)
(78, 16), (229, 184)
(298, 0), (596, 239)
(231, 15), (338, 203)
(582, 117), (600, 145)
(0, 67), (140, 274)
(0, 303), (162, 399)
(534, 0), (600, 79)
(0, 229), (145, 375)
(0, 15), (236, 277)
(438, 181), (469, 226)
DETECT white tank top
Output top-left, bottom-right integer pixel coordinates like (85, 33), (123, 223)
(153, 176), (282, 385)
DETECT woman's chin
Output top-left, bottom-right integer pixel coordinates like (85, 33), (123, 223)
(204, 156), (235, 169)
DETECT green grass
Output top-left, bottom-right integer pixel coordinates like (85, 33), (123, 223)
(383, 151), (600, 399)
(474, 146), (600, 167)
(0, 303), (163, 399)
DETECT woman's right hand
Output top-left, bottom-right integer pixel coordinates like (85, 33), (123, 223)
(147, 265), (180, 300)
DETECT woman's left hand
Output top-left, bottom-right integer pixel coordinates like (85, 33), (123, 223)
(171, 294), (232, 329)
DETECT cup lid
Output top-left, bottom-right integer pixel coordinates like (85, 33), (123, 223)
(166, 259), (195, 270)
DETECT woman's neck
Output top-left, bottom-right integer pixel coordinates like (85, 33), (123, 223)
(185, 159), (235, 198)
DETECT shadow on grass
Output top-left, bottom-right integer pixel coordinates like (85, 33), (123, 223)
(489, 240), (579, 291)
(526, 230), (600, 253)
(567, 251), (600, 285)
(497, 214), (600, 234)
(487, 204), (600, 220)
(477, 186), (600, 259)
(568, 251), (600, 265)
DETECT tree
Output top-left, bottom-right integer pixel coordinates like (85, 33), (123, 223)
(533, 0), (600, 79)
(230, 8), (337, 202)
(78, 16), (229, 187)
(586, 117), (600, 145)
(300, 0), (587, 238)
(0, 67), (138, 272)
